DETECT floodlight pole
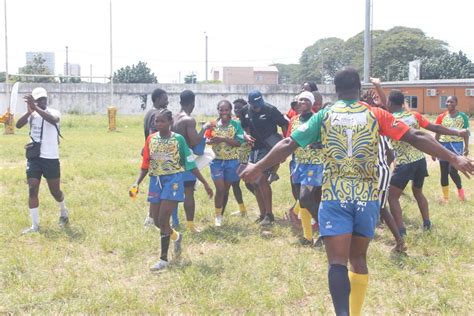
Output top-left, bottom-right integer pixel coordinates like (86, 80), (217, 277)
(363, 0), (371, 83)
(205, 32), (208, 82)
(4, 0), (9, 105)
(109, 0), (113, 106)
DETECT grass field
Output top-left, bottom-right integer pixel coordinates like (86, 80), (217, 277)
(0, 115), (473, 314)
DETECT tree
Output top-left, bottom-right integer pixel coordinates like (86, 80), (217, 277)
(0, 72), (5, 83)
(299, 37), (346, 84)
(18, 54), (55, 83)
(272, 63), (301, 84)
(421, 51), (474, 79)
(184, 73), (197, 84)
(113, 61), (157, 83)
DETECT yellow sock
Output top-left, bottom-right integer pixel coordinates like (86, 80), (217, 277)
(293, 201), (301, 216)
(238, 203), (247, 213)
(349, 271), (369, 316)
(442, 186), (449, 200)
(215, 207), (222, 216)
(170, 229), (179, 241)
(186, 221), (194, 230)
(300, 207), (313, 242)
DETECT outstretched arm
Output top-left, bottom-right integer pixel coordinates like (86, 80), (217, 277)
(240, 137), (299, 183)
(369, 77), (387, 106)
(401, 129), (474, 177)
(424, 122), (467, 138)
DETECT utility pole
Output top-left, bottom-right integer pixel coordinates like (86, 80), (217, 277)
(65, 45), (69, 76)
(205, 32), (208, 82)
(109, 0), (113, 105)
(90, 64), (93, 83)
(363, 0), (372, 83)
(4, 0), (9, 104)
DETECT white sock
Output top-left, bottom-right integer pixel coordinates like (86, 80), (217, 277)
(59, 199), (68, 217)
(30, 207), (40, 228)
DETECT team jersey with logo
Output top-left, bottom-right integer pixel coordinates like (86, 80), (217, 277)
(435, 111), (469, 143)
(141, 132), (197, 176)
(391, 111), (430, 165)
(205, 119), (245, 160)
(291, 100), (409, 202)
(288, 114), (324, 164)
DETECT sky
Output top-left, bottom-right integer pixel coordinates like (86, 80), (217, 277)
(0, 0), (473, 83)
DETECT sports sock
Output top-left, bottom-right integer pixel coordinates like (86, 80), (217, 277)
(170, 229), (179, 241)
(238, 203), (247, 214)
(215, 207), (222, 216)
(300, 207), (313, 242)
(328, 264), (350, 316)
(293, 200), (301, 215)
(59, 200), (68, 217)
(349, 271), (369, 316)
(458, 188), (465, 200)
(186, 221), (195, 231)
(160, 234), (171, 261)
(29, 207), (40, 228)
(442, 186), (449, 200)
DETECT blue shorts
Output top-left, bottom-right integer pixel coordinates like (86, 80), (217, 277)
(148, 173), (185, 203)
(440, 142), (464, 159)
(210, 159), (240, 182)
(291, 163), (323, 187)
(182, 170), (197, 184)
(289, 159), (296, 175)
(192, 136), (206, 155)
(318, 200), (380, 238)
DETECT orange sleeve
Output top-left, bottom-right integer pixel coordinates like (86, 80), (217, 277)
(435, 112), (446, 125)
(412, 111), (430, 128)
(287, 116), (298, 137)
(204, 128), (213, 139)
(371, 107), (410, 141)
(140, 135), (152, 170)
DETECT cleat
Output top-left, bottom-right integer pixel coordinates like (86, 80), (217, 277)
(150, 259), (169, 271)
(313, 236), (324, 248)
(144, 216), (154, 228)
(59, 216), (69, 228)
(22, 226), (40, 234)
(299, 237), (313, 247)
(260, 214), (275, 226)
(215, 215), (223, 227)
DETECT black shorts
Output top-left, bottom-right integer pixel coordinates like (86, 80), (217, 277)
(249, 147), (275, 175)
(26, 158), (61, 179)
(390, 158), (428, 190)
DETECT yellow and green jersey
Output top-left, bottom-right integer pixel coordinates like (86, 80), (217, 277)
(391, 111), (430, 165)
(141, 132), (197, 176)
(289, 114), (324, 165)
(435, 111), (469, 143)
(291, 100), (409, 202)
(207, 119), (245, 160)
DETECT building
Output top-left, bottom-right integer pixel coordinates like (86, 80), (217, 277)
(25, 52), (55, 74)
(362, 79), (474, 114)
(64, 63), (81, 76)
(212, 66), (279, 85)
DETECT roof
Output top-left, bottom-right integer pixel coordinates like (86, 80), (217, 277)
(253, 66), (279, 73)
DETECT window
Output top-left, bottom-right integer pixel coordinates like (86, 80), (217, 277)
(439, 96), (448, 109)
(255, 74), (263, 81)
(405, 96), (418, 109)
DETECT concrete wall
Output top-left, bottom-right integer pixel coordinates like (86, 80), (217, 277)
(0, 83), (336, 116)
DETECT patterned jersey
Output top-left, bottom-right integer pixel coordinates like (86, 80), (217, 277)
(291, 100), (409, 202)
(288, 114), (324, 164)
(435, 111), (469, 143)
(391, 111), (430, 164)
(205, 119), (244, 160)
(141, 132), (197, 176)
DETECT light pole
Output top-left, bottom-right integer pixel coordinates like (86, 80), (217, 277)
(4, 0), (9, 105)
(65, 46), (69, 77)
(363, 0), (372, 83)
(204, 31), (208, 82)
(109, 0), (113, 105)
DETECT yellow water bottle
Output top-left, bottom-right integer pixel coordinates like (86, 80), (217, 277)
(129, 185), (138, 199)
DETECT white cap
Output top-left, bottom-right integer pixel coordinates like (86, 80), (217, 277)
(32, 87), (48, 100)
(298, 91), (315, 104)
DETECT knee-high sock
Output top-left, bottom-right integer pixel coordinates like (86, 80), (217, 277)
(442, 186), (449, 200)
(160, 234), (171, 261)
(293, 200), (301, 215)
(300, 207), (313, 242)
(328, 264), (350, 316)
(349, 271), (369, 316)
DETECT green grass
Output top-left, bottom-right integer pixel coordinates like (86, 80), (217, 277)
(0, 115), (473, 314)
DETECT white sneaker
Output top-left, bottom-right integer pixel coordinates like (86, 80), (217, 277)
(22, 225), (40, 234)
(150, 259), (169, 271)
(143, 216), (154, 228)
(215, 215), (223, 227)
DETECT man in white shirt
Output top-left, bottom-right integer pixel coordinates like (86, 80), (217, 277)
(16, 87), (69, 233)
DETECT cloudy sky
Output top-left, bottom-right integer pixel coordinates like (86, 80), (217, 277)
(0, 0), (472, 83)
